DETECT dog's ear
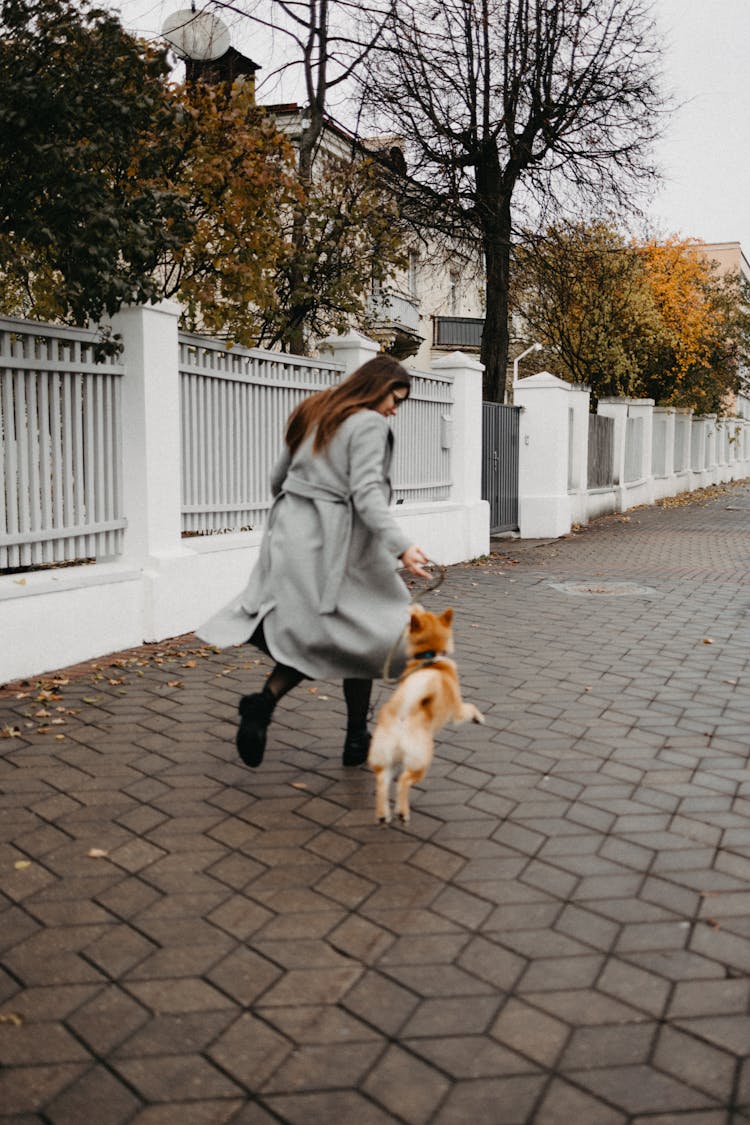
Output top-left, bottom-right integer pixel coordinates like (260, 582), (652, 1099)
(409, 608), (423, 633)
(440, 608), (454, 626)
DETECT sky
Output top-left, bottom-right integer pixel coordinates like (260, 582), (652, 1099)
(107, 0), (750, 257)
(649, 0), (750, 256)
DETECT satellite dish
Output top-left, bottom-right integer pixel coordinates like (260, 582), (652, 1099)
(161, 9), (231, 61)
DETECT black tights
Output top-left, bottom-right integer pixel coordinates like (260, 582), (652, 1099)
(251, 623), (373, 730)
(263, 664), (372, 731)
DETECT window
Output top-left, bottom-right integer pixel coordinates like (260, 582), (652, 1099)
(408, 251), (419, 298)
(449, 269), (461, 315)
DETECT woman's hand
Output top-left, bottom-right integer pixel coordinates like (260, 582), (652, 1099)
(400, 544), (431, 579)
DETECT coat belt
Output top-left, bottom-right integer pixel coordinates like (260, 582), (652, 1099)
(280, 475), (352, 614)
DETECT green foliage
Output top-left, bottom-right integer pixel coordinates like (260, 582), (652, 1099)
(0, 0), (406, 353)
(514, 223), (750, 413)
(156, 82), (298, 347)
(256, 154), (409, 353)
(513, 223), (660, 399)
(0, 0), (193, 324)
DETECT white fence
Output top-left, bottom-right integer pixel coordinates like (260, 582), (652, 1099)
(0, 303), (488, 683)
(515, 371), (750, 538)
(0, 317), (126, 569)
(179, 335), (343, 537)
(178, 333), (454, 538)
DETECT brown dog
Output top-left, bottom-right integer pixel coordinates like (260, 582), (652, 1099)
(368, 605), (483, 824)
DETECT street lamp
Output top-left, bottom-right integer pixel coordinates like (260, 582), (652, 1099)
(513, 341), (543, 385)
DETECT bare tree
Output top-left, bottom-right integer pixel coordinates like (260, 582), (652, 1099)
(362, 0), (666, 399)
(212, 0), (395, 352)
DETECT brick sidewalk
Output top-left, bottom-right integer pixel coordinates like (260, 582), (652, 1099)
(2, 485), (750, 1123)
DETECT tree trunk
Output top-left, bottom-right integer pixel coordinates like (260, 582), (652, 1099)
(480, 200), (512, 402)
(281, 107), (322, 355)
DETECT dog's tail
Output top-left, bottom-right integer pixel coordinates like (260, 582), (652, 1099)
(395, 670), (438, 721)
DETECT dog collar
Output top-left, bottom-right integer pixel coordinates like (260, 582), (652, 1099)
(414, 650), (445, 661)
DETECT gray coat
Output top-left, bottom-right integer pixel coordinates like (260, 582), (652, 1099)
(196, 409), (413, 679)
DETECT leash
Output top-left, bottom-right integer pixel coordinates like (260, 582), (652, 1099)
(381, 559), (447, 684)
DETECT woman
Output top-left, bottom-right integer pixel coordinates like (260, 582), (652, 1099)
(197, 354), (430, 769)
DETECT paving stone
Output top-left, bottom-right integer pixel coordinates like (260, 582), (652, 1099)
(263, 1090), (396, 1125)
(534, 1077), (627, 1124)
(431, 1074), (546, 1124)
(341, 970), (420, 1036)
(674, 1015), (750, 1056)
(668, 978), (750, 1018)
(113, 1011), (237, 1058)
(596, 956), (672, 1018)
(653, 1025), (736, 1101)
(123, 977), (238, 1015)
(491, 997), (570, 1066)
(262, 1040), (385, 1092)
(0, 1021), (91, 1066)
(361, 1043), (451, 1124)
(255, 965), (363, 1007)
(8, 494), (750, 1119)
(112, 1054), (245, 1101)
(43, 1064), (141, 1125)
(0, 1063), (88, 1117)
(127, 1101), (246, 1125)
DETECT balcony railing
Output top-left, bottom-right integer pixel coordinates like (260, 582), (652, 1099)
(433, 316), (483, 349)
(367, 291), (421, 335)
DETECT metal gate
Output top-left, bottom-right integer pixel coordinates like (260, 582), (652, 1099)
(482, 402), (520, 533)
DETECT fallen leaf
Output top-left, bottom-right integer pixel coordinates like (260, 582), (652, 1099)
(167, 681), (184, 688)
(0, 1012), (24, 1026)
(183, 660), (197, 669)
(50, 718), (66, 726)
(706, 918), (721, 929)
(82, 697), (99, 705)
(13, 860), (31, 870)
(290, 782), (309, 790)
(1, 725), (21, 739)
(34, 709), (51, 718)
(307, 687), (318, 694)
(87, 848), (109, 859)
(13, 578), (26, 585)
(54, 734), (65, 741)
(703, 638), (714, 645)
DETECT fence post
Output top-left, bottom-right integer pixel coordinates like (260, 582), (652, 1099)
(110, 300), (187, 570)
(514, 371), (574, 538)
(319, 329), (379, 376)
(430, 350), (484, 508)
(597, 398), (629, 509)
(567, 384), (591, 526)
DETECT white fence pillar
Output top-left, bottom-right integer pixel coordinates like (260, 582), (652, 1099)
(111, 301), (196, 639)
(319, 329), (379, 376)
(514, 371), (574, 538)
(431, 351), (484, 507)
(567, 384), (591, 526)
(111, 301), (184, 565)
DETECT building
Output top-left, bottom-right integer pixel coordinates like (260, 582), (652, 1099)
(268, 104), (485, 370)
(693, 241), (750, 418)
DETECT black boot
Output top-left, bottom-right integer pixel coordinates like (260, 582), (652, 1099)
(236, 688), (276, 768)
(343, 728), (371, 767)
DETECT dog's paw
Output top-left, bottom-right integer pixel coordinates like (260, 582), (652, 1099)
(471, 707), (484, 724)
(377, 812), (392, 826)
(397, 811), (410, 824)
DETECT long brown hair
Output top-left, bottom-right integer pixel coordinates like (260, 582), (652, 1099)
(285, 354), (412, 455)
